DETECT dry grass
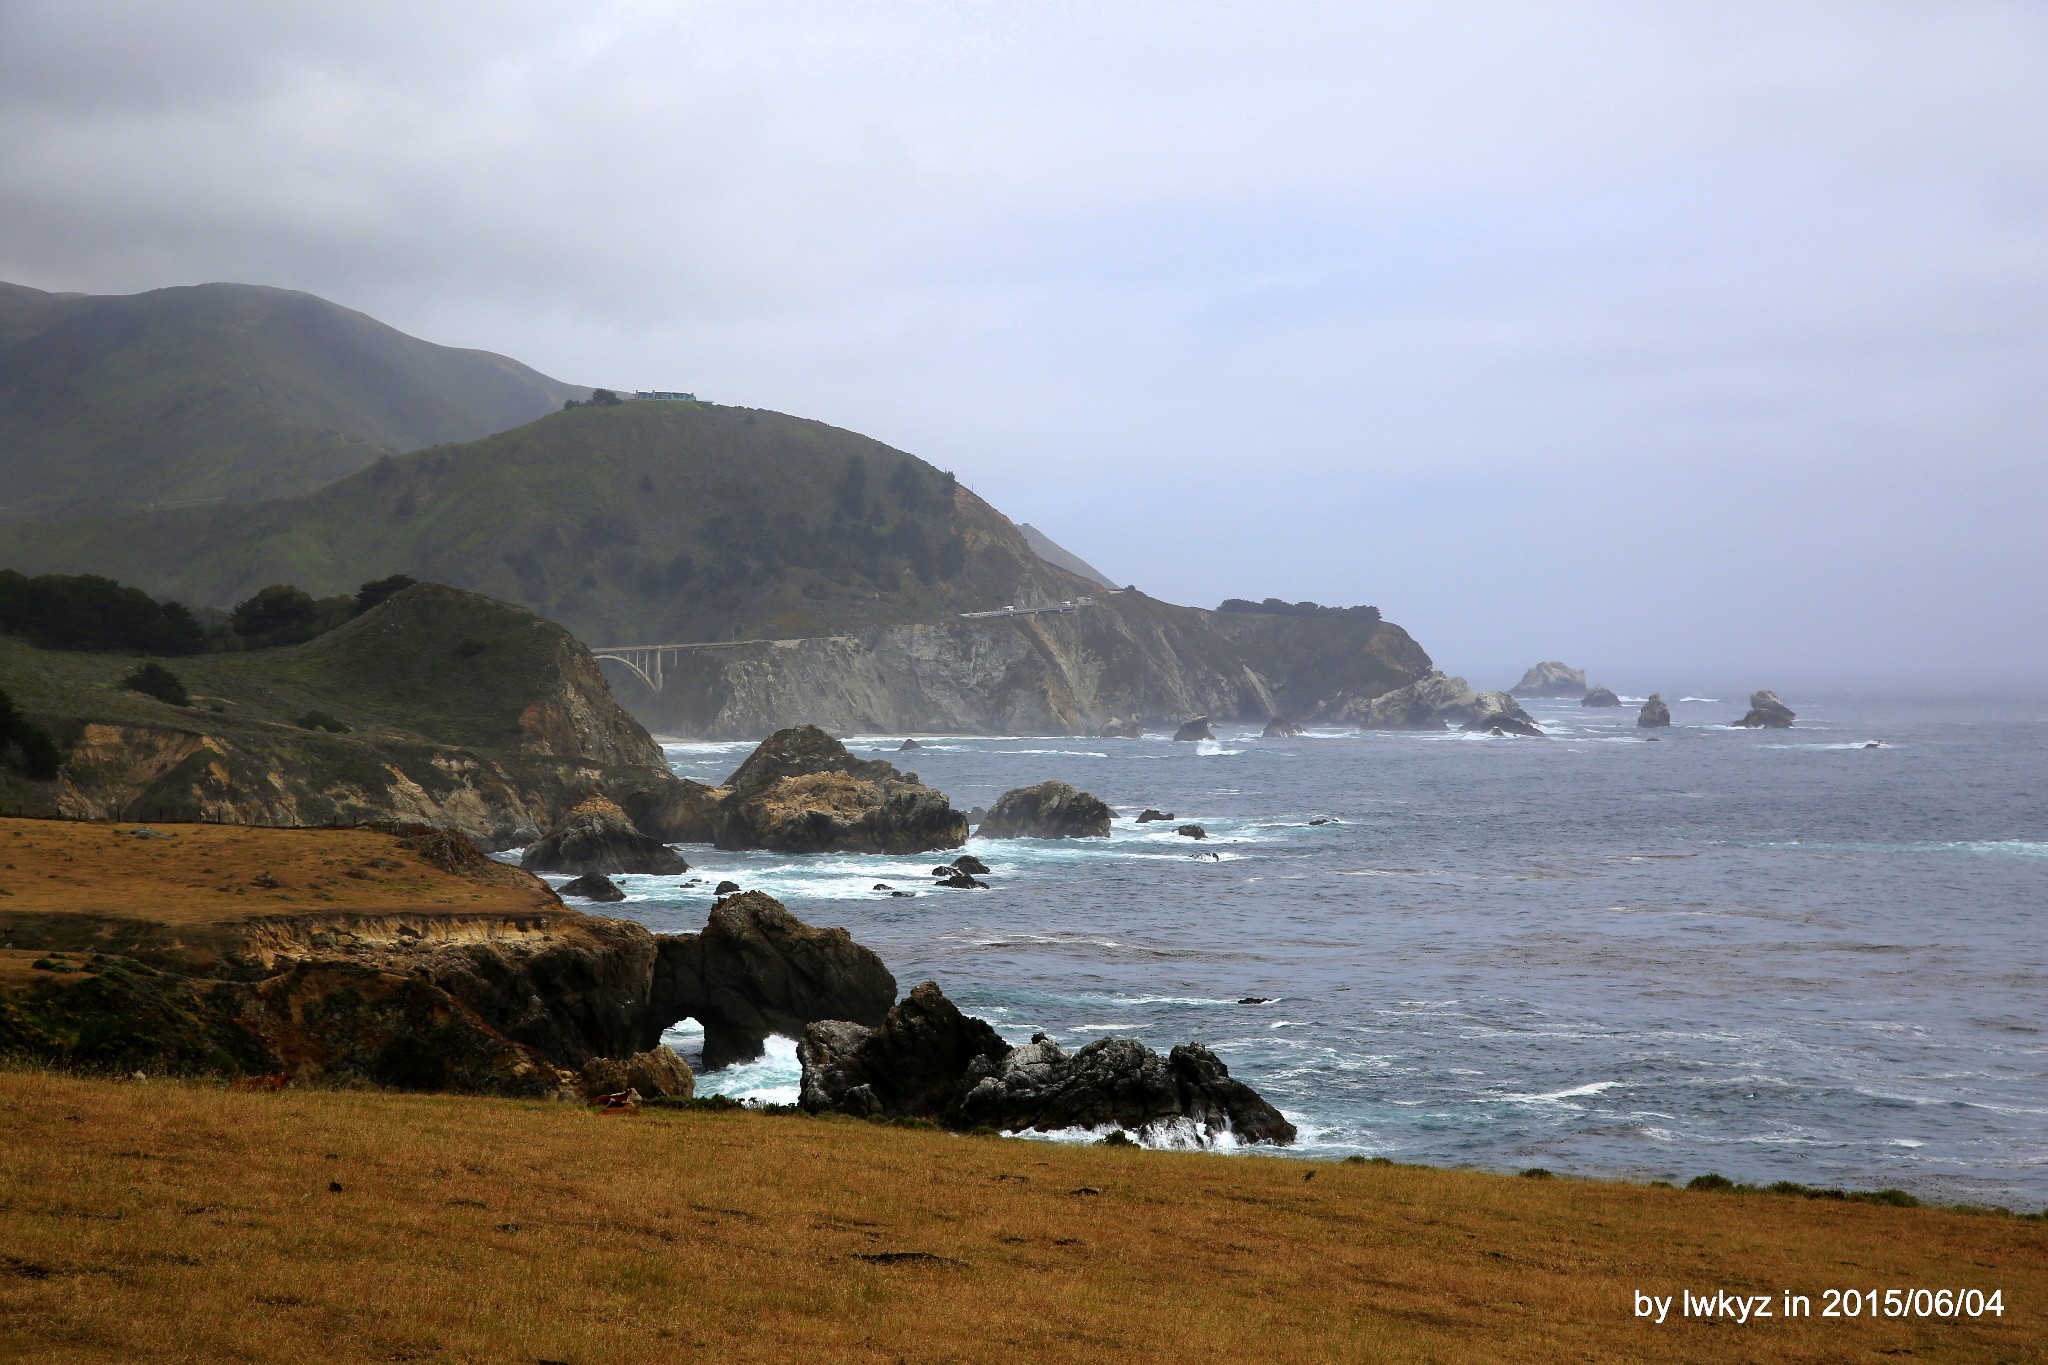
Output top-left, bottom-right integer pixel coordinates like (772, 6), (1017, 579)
(0, 817), (559, 929)
(0, 1069), (2040, 1363)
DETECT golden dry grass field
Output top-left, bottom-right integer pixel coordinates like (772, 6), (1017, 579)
(0, 817), (560, 929)
(0, 1068), (2041, 1364)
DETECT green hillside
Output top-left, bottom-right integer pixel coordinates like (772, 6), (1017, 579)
(0, 401), (1092, 645)
(0, 281), (583, 521)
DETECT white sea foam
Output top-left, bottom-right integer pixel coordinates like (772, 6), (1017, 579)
(1499, 1081), (1623, 1104)
(688, 1033), (803, 1106)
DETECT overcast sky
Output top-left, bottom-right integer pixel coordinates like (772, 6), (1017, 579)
(2, 1), (2043, 686)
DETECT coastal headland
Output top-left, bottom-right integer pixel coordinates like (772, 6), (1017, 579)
(0, 1066), (2040, 1363)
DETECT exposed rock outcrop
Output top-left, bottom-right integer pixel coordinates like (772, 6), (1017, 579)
(1177, 824), (1206, 840)
(710, 725), (966, 854)
(1173, 717), (1215, 742)
(1581, 686), (1621, 708)
(1344, 672), (1543, 736)
(1261, 717), (1305, 737)
(1733, 690), (1796, 728)
(0, 820), (895, 1096)
(1135, 809), (1174, 823)
(521, 797), (689, 875)
(1638, 694), (1671, 728)
(577, 1046), (696, 1102)
(1098, 717), (1144, 739)
(1512, 661), (1587, 697)
(650, 891), (897, 1070)
(798, 980), (1295, 1145)
(977, 781), (1113, 839)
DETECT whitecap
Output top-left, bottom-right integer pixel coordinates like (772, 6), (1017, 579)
(1498, 1081), (1624, 1103)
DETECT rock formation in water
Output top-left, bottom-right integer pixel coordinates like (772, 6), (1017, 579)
(1512, 661), (1588, 697)
(976, 780), (1114, 839)
(650, 891), (898, 1070)
(709, 725), (967, 854)
(521, 796), (689, 875)
(1344, 672), (1543, 737)
(1262, 717), (1305, 737)
(1581, 686), (1621, 708)
(1136, 808), (1174, 823)
(1098, 717), (1144, 739)
(1173, 717), (1215, 741)
(557, 872), (626, 901)
(1732, 690), (1796, 728)
(1637, 694), (1671, 728)
(797, 980), (1296, 1145)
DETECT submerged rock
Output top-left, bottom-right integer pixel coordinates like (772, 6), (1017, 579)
(977, 781), (1113, 839)
(1172, 717), (1215, 742)
(1098, 717), (1144, 739)
(522, 797), (690, 877)
(1581, 686), (1621, 708)
(1733, 690), (1796, 728)
(712, 725), (967, 854)
(558, 872), (626, 901)
(1511, 661), (1587, 697)
(1637, 693), (1671, 728)
(1261, 717), (1305, 737)
(797, 981), (1295, 1145)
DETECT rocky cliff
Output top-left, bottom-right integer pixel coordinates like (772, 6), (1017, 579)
(0, 818), (891, 1093)
(628, 591), (1430, 738)
(1, 584), (689, 846)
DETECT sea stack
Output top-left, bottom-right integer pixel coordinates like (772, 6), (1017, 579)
(1581, 686), (1621, 708)
(1732, 690), (1796, 728)
(1637, 694), (1671, 728)
(1173, 717), (1215, 742)
(1262, 717), (1305, 737)
(1511, 661), (1587, 697)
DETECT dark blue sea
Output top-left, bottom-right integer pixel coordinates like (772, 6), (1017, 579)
(546, 692), (2048, 1207)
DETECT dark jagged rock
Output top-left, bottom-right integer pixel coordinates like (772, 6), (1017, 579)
(1511, 661), (1587, 697)
(898, 738), (921, 751)
(711, 726), (967, 854)
(965, 807), (987, 826)
(714, 879), (741, 895)
(1460, 694), (1543, 737)
(797, 981), (1295, 1145)
(1733, 690), (1796, 728)
(1238, 996), (1275, 1005)
(557, 872), (626, 901)
(1135, 809), (1174, 823)
(613, 775), (721, 843)
(1176, 824), (1206, 840)
(951, 854), (990, 875)
(1261, 717), (1305, 737)
(977, 781), (1113, 839)
(1099, 717), (1144, 739)
(650, 891), (897, 1070)
(1581, 686), (1621, 708)
(1638, 693), (1671, 728)
(1172, 716), (1215, 742)
(934, 872), (987, 889)
(521, 797), (689, 876)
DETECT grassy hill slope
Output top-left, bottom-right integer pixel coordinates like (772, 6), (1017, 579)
(0, 401), (1095, 646)
(0, 281), (582, 520)
(1, 1067), (2040, 1362)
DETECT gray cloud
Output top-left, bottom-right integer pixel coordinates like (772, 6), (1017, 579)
(2, 1), (2043, 683)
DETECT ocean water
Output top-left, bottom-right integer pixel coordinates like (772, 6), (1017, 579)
(544, 692), (2048, 1206)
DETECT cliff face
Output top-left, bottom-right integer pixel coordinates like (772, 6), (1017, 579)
(1202, 611), (1434, 721)
(623, 593), (1430, 738)
(633, 592), (1287, 738)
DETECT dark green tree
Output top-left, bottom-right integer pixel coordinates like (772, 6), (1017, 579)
(230, 584), (321, 646)
(120, 662), (190, 707)
(355, 574), (418, 612)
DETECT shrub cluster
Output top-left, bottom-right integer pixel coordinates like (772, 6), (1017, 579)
(0, 571), (204, 654)
(121, 662), (191, 707)
(0, 684), (61, 780)
(1217, 597), (1381, 623)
